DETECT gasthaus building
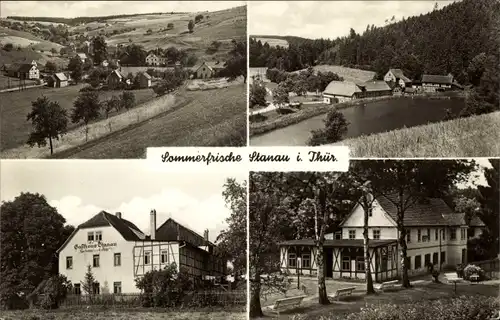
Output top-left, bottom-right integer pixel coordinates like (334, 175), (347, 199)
(279, 194), (485, 283)
(58, 210), (227, 294)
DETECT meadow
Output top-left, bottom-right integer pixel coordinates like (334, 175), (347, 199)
(293, 64), (376, 83)
(333, 111), (500, 157)
(253, 37), (289, 48)
(0, 84), (157, 151)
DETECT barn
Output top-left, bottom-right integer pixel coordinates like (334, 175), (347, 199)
(322, 81), (362, 103)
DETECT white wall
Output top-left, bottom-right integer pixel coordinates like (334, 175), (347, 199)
(383, 71), (395, 82)
(341, 200), (398, 239)
(132, 241), (179, 278)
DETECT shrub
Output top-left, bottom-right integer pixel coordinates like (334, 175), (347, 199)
(3, 43), (14, 51)
(307, 109), (349, 146)
(463, 264), (485, 281)
(249, 113), (268, 123)
(120, 91), (135, 110)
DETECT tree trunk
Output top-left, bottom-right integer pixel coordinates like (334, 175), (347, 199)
(316, 244), (330, 304)
(249, 274), (263, 318)
(363, 213), (375, 294)
(315, 187), (330, 305)
(49, 136), (53, 155)
(397, 211), (411, 288)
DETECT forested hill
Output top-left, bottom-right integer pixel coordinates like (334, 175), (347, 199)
(250, 0), (500, 83)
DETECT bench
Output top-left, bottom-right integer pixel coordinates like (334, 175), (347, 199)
(444, 272), (462, 294)
(374, 280), (399, 291)
(329, 287), (356, 301)
(271, 295), (307, 316)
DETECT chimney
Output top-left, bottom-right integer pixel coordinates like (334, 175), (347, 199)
(115, 212), (122, 219)
(203, 229), (209, 241)
(150, 209), (156, 240)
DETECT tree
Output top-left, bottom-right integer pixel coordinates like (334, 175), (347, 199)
(221, 40), (247, 82)
(67, 56), (83, 83)
(349, 160), (476, 287)
(476, 159), (499, 258)
(249, 82), (267, 108)
(216, 178), (247, 278)
(105, 95), (120, 118)
(195, 14), (204, 24)
(146, 28), (153, 35)
(28, 275), (71, 309)
(45, 61), (57, 73)
(167, 23), (174, 30)
(71, 91), (101, 141)
(188, 20), (194, 33)
(81, 265), (96, 301)
(92, 36), (107, 65)
(0, 193), (74, 310)
(120, 91), (135, 110)
(307, 110), (349, 146)
(273, 84), (289, 107)
(26, 96), (68, 155)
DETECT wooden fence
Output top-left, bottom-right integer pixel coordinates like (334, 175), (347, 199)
(60, 290), (246, 308)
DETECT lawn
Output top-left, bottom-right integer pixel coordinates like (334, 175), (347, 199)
(0, 84), (157, 151)
(256, 278), (500, 319)
(0, 309), (246, 320)
(51, 83), (247, 158)
(293, 65), (376, 83)
(0, 74), (38, 90)
(332, 111), (500, 157)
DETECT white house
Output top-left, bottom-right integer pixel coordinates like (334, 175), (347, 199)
(421, 74), (454, 92)
(279, 194), (485, 282)
(384, 68), (412, 88)
(145, 53), (167, 66)
(194, 61), (225, 79)
(322, 81), (362, 104)
(58, 210), (227, 294)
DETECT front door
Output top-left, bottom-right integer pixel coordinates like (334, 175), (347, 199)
(326, 249), (333, 278)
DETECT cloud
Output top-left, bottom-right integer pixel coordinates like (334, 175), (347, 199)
(49, 188), (231, 243)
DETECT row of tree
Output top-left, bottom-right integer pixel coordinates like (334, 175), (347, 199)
(249, 159), (499, 317)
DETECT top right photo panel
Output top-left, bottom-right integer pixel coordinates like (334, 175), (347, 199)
(248, 0), (499, 158)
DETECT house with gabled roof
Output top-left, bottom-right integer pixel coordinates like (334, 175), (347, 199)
(58, 210), (227, 295)
(421, 74), (454, 92)
(357, 80), (393, 98)
(279, 194), (485, 282)
(194, 61), (225, 79)
(384, 68), (412, 89)
(322, 80), (362, 104)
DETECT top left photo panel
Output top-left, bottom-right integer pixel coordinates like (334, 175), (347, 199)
(0, 1), (247, 159)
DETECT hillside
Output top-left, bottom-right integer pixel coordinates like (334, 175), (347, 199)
(0, 27), (63, 51)
(292, 65), (375, 83)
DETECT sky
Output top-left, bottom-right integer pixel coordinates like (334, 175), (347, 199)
(0, 1), (245, 18)
(249, 0), (459, 39)
(0, 160), (247, 243)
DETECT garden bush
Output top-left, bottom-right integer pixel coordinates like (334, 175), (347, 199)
(320, 295), (499, 320)
(249, 114), (268, 123)
(463, 264), (485, 281)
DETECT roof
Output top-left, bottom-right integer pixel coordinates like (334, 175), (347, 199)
(280, 239), (397, 248)
(108, 69), (125, 79)
(422, 74), (453, 85)
(77, 53), (88, 59)
(57, 211), (145, 253)
(359, 80), (392, 92)
(323, 81), (361, 97)
(405, 87), (416, 93)
(376, 194), (463, 226)
(139, 71), (151, 79)
(469, 215), (485, 227)
(53, 73), (67, 81)
(389, 69), (411, 83)
(17, 63), (36, 73)
(155, 218), (215, 247)
(205, 61), (225, 70)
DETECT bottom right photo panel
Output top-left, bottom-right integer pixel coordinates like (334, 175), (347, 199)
(249, 159), (499, 319)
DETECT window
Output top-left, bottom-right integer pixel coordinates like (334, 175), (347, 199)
(425, 254), (431, 266)
(450, 228), (457, 240)
(415, 255), (422, 269)
(95, 231), (102, 241)
(440, 251), (446, 265)
(66, 256), (73, 269)
(407, 256), (412, 270)
(462, 249), (467, 264)
(406, 229), (411, 243)
(381, 253), (388, 271)
(93, 254), (100, 268)
(73, 284), (81, 295)
(87, 231), (94, 241)
(161, 250), (169, 264)
(302, 254), (311, 269)
(144, 251), (151, 265)
(468, 227), (475, 238)
(368, 207), (373, 217)
(114, 253), (121, 266)
(349, 230), (356, 239)
(113, 282), (122, 294)
(342, 256), (350, 271)
(417, 229), (421, 242)
(92, 282), (100, 295)
(433, 252), (438, 265)
(373, 230), (381, 240)
(427, 229), (431, 241)
(460, 228), (466, 240)
(335, 232), (342, 240)
(435, 229), (439, 241)
(288, 253), (297, 268)
(356, 256), (365, 271)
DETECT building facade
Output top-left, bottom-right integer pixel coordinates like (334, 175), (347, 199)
(421, 74), (454, 92)
(145, 53), (167, 66)
(384, 68), (412, 88)
(322, 80), (362, 103)
(279, 194), (485, 282)
(58, 210), (227, 294)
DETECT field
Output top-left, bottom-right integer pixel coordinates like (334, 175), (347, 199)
(253, 37), (289, 48)
(0, 27), (63, 52)
(331, 111), (500, 157)
(50, 83), (246, 158)
(0, 84), (157, 151)
(0, 74), (39, 90)
(294, 64), (376, 83)
(0, 309), (246, 320)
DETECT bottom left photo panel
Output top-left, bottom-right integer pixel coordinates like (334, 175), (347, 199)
(0, 160), (248, 320)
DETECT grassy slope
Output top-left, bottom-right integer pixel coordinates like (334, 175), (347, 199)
(52, 83), (246, 158)
(333, 111), (500, 157)
(0, 26), (63, 51)
(294, 64), (376, 83)
(79, 6), (246, 61)
(253, 37), (289, 48)
(0, 84), (156, 151)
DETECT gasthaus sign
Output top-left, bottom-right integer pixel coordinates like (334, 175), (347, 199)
(74, 242), (118, 253)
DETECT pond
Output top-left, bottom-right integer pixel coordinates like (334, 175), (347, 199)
(250, 97), (466, 146)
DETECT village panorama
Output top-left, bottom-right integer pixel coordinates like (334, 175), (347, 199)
(0, 1), (247, 159)
(0, 162), (248, 319)
(248, 0), (499, 157)
(249, 159), (500, 319)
